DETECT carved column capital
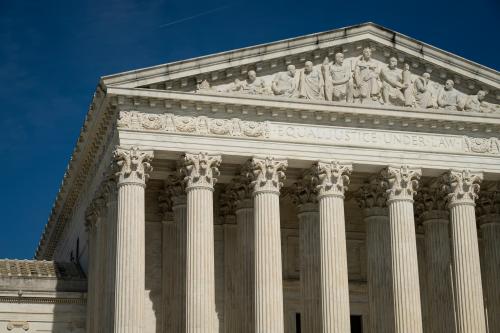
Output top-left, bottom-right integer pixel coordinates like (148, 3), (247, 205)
(414, 186), (449, 223)
(355, 176), (388, 217)
(441, 169), (483, 207)
(113, 146), (153, 186)
(476, 189), (500, 226)
(158, 187), (174, 223)
(381, 165), (421, 202)
(290, 169), (318, 212)
(246, 156), (287, 194)
(220, 183), (239, 220)
(85, 196), (106, 232)
(314, 161), (352, 199)
(181, 152), (221, 191)
(227, 173), (253, 210)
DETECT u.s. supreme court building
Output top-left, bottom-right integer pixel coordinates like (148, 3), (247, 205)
(1, 23), (499, 333)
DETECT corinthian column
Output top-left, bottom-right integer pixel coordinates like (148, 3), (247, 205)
(220, 186), (240, 333)
(231, 175), (254, 333)
(102, 176), (118, 333)
(291, 171), (320, 333)
(415, 186), (455, 333)
(247, 156), (287, 333)
(85, 205), (99, 333)
(356, 178), (394, 333)
(476, 187), (500, 333)
(315, 161), (353, 333)
(181, 152), (221, 333)
(158, 178), (176, 333)
(381, 165), (423, 333)
(442, 170), (486, 333)
(113, 146), (153, 333)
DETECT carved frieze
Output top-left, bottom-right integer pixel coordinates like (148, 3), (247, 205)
(117, 111), (500, 156)
(118, 111), (270, 139)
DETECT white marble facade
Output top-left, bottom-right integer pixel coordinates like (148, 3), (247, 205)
(4, 23), (498, 333)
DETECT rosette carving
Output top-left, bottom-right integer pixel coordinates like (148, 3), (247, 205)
(246, 156), (287, 194)
(241, 121), (269, 137)
(209, 118), (232, 135)
(113, 146), (154, 185)
(180, 152), (221, 190)
(141, 114), (163, 130)
(174, 116), (197, 132)
(380, 165), (421, 202)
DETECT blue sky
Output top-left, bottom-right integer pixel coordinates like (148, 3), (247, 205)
(1, 0), (498, 259)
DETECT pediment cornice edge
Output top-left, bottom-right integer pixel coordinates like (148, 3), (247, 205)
(101, 23), (499, 92)
(35, 84), (115, 260)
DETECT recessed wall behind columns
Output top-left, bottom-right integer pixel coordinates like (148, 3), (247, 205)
(143, 178), (371, 333)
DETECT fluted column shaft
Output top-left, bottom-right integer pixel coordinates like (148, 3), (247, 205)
(223, 218), (240, 333)
(388, 199), (423, 333)
(114, 183), (146, 333)
(254, 191), (284, 333)
(247, 157), (287, 333)
(96, 217), (108, 333)
(104, 187), (118, 333)
(422, 212), (455, 333)
(479, 216), (500, 333)
(185, 186), (216, 332)
(182, 152), (221, 333)
(314, 161), (352, 333)
(161, 217), (177, 332)
(364, 207), (394, 333)
(173, 196), (187, 333)
(113, 146), (153, 333)
(85, 221), (98, 333)
(383, 166), (423, 333)
(319, 194), (350, 332)
(297, 203), (321, 333)
(443, 170), (486, 333)
(449, 203), (486, 332)
(236, 199), (254, 333)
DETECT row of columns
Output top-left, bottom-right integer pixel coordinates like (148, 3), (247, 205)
(85, 146), (499, 333)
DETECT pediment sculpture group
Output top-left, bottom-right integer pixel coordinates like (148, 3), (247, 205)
(197, 47), (498, 113)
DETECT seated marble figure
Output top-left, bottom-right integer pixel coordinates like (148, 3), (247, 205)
(380, 57), (414, 107)
(194, 48), (498, 114)
(271, 65), (298, 97)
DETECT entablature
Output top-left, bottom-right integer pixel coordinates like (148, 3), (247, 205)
(108, 87), (500, 137)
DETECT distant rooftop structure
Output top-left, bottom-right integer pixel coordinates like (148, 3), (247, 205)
(0, 260), (85, 280)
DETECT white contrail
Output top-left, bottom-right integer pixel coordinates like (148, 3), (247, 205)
(159, 4), (232, 28)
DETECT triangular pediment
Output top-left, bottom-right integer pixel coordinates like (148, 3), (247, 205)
(102, 22), (499, 110)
